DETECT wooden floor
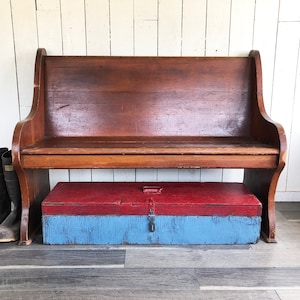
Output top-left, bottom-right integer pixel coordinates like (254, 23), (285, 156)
(0, 202), (299, 299)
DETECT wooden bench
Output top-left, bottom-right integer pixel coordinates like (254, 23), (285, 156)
(12, 48), (286, 245)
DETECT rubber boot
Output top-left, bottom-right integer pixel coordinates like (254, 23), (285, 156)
(0, 150), (21, 242)
(0, 148), (11, 223)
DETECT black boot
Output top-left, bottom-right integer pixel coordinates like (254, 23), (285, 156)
(0, 148), (11, 223)
(0, 150), (21, 242)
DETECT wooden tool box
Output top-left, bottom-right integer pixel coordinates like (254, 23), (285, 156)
(42, 182), (262, 245)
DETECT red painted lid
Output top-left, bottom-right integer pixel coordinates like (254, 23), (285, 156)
(42, 182), (262, 217)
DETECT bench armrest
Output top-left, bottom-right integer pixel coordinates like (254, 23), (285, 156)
(250, 50), (287, 170)
(12, 48), (47, 165)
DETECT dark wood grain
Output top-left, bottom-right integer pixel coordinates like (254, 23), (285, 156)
(44, 56), (253, 137)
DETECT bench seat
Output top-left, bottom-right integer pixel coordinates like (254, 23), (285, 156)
(22, 137), (279, 155)
(20, 137), (279, 169)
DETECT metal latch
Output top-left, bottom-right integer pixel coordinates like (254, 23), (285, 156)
(148, 208), (155, 232)
(142, 186), (160, 233)
(147, 196), (156, 233)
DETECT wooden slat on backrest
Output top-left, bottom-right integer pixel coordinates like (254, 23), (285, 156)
(44, 56), (253, 137)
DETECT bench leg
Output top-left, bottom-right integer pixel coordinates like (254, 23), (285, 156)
(244, 169), (280, 243)
(17, 169), (49, 245)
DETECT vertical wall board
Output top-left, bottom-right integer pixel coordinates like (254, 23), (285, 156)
(113, 169), (136, 182)
(69, 169), (92, 182)
(181, 0), (206, 56)
(110, 0), (134, 55)
(158, 0), (182, 55)
(49, 170), (69, 190)
(272, 23), (300, 142)
(134, 20), (157, 56)
(253, 0), (279, 115)
(134, 0), (157, 56)
(0, 0), (20, 147)
(36, 0), (61, 54)
(223, 169), (244, 183)
(178, 169), (201, 182)
(205, 0), (231, 56)
(222, 170), (244, 185)
(36, 10), (62, 55)
(85, 0), (110, 55)
(286, 44), (300, 191)
(201, 169), (222, 182)
(92, 169), (114, 182)
(157, 169), (179, 182)
(279, 1), (300, 198)
(136, 169), (158, 182)
(36, 0), (60, 10)
(229, 0), (255, 56)
(279, 0), (300, 22)
(11, 0), (38, 111)
(134, 0), (157, 19)
(271, 22), (300, 191)
(60, 0), (86, 55)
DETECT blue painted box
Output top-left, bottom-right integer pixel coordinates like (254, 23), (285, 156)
(42, 182), (262, 245)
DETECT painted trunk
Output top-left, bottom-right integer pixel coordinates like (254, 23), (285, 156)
(42, 182), (262, 245)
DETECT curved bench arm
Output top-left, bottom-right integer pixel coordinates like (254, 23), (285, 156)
(249, 50), (287, 167)
(244, 50), (287, 242)
(12, 48), (49, 245)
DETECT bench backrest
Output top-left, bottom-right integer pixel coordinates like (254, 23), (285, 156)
(44, 56), (253, 137)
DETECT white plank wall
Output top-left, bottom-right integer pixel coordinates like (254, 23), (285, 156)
(10, 0), (38, 119)
(110, 0), (134, 56)
(134, 0), (157, 56)
(181, 0), (206, 56)
(158, 0), (182, 56)
(252, 0), (279, 116)
(0, 0), (20, 146)
(36, 1), (62, 55)
(1, 0), (300, 199)
(85, 0), (110, 55)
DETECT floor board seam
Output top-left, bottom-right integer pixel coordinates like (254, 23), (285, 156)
(200, 286), (300, 291)
(0, 264), (125, 270)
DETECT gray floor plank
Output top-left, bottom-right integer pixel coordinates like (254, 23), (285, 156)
(0, 290), (281, 300)
(0, 267), (299, 292)
(0, 268), (199, 291)
(125, 245), (300, 268)
(195, 268), (300, 288)
(0, 249), (125, 267)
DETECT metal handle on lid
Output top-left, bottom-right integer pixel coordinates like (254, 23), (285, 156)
(142, 186), (163, 194)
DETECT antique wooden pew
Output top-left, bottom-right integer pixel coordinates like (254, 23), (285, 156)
(12, 48), (286, 245)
